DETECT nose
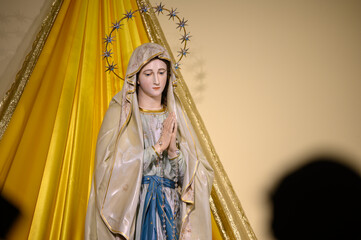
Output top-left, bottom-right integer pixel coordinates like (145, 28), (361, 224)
(153, 74), (160, 85)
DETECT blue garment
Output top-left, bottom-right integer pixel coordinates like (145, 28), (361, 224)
(141, 175), (179, 240)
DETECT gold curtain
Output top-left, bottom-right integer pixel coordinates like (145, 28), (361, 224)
(0, 0), (147, 238)
(0, 0), (256, 239)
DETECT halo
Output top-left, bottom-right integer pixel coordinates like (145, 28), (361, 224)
(103, 3), (192, 80)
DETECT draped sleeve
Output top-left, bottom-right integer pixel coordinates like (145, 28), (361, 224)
(86, 91), (145, 240)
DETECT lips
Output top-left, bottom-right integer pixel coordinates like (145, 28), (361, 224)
(152, 87), (160, 90)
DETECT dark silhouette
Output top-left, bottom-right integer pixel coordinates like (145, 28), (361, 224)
(0, 194), (19, 239)
(270, 155), (361, 240)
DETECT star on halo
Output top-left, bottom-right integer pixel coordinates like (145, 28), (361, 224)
(155, 3), (165, 15)
(176, 18), (188, 30)
(111, 20), (123, 30)
(177, 48), (189, 57)
(102, 50), (113, 59)
(174, 62), (181, 70)
(180, 32), (191, 43)
(167, 8), (178, 20)
(106, 62), (118, 72)
(140, 5), (149, 13)
(124, 9), (135, 20)
(103, 34), (115, 44)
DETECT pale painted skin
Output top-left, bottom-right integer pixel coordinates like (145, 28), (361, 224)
(137, 58), (178, 158)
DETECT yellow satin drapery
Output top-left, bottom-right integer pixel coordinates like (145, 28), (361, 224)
(0, 0), (147, 238)
(0, 0), (223, 239)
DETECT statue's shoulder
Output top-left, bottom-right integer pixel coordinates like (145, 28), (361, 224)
(111, 91), (123, 105)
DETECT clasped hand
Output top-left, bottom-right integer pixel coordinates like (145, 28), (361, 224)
(154, 112), (178, 158)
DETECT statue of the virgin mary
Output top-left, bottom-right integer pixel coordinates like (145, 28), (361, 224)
(85, 43), (214, 240)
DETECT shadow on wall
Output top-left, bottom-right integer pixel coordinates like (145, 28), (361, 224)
(270, 154), (361, 240)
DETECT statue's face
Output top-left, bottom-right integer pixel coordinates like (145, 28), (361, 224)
(137, 59), (168, 100)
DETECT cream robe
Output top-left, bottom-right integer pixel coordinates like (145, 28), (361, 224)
(85, 43), (214, 240)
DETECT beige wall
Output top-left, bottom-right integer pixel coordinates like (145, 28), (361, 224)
(2, 0), (361, 239)
(0, 0), (51, 98)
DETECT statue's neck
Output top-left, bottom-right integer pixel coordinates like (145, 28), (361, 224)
(137, 92), (162, 110)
